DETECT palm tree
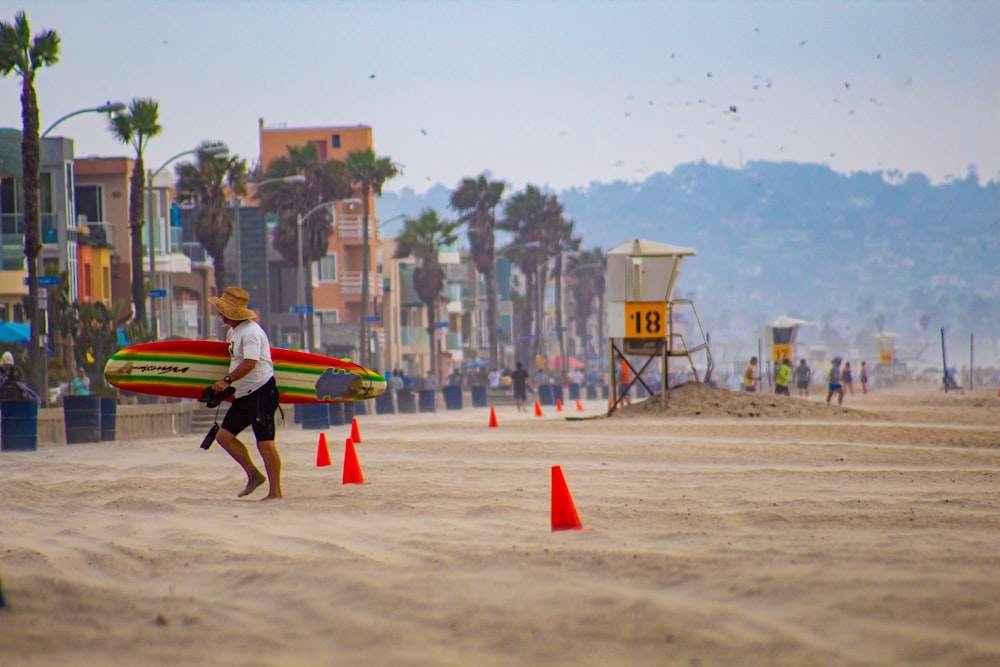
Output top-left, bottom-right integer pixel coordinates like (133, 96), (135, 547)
(345, 148), (399, 368)
(107, 98), (161, 327)
(393, 209), (460, 382)
(0, 10), (60, 400)
(260, 144), (352, 267)
(450, 174), (505, 369)
(499, 185), (566, 364)
(174, 142), (248, 292)
(566, 247), (606, 365)
(552, 228), (581, 376)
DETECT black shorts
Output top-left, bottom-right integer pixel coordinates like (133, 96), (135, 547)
(221, 377), (279, 441)
(775, 385), (790, 395)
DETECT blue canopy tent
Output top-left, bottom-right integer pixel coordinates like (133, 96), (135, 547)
(0, 321), (30, 344)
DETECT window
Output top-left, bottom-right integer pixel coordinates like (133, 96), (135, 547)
(331, 134), (340, 149)
(318, 310), (339, 324)
(76, 184), (103, 223)
(315, 253), (338, 282)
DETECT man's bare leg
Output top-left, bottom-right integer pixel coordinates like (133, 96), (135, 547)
(257, 439), (282, 500)
(216, 428), (266, 497)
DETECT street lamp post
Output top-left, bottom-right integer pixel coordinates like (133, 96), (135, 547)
(41, 101), (126, 138)
(147, 143), (228, 337)
(296, 200), (338, 351)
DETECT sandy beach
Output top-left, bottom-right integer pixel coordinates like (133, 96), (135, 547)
(1, 382), (998, 666)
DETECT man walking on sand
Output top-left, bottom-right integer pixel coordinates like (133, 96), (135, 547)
(208, 287), (282, 500)
(510, 361), (530, 412)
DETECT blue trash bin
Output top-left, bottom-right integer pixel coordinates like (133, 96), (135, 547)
(568, 383), (581, 400)
(63, 395), (101, 444)
(397, 389), (417, 414)
(1, 399), (38, 452)
(100, 397), (117, 441)
(301, 403), (330, 430)
(538, 384), (555, 406)
(375, 392), (395, 414)
(552, 384), (564, 405)
(470, 385), (487, 408)
(586, 385), (597, 400)
(328, 402), (346, 426)
(442, 385), (462, 410)
(418, 389), (436, 413)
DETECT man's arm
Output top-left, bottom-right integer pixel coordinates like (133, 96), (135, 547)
(212, 358), (258, 393)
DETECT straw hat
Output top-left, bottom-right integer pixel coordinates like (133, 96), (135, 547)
(208, 286), (257, 321)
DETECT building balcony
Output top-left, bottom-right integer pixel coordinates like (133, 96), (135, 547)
(340, 271), (379, 297)
(338, 214), (376, 243)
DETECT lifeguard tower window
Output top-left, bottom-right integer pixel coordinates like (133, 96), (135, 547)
(331, 134), (341, 149)
(773, 327), (794, 345)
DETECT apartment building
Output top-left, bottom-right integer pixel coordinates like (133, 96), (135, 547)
(256, 119), (380, 355)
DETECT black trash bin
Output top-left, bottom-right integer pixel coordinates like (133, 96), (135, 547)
(64, 395), (101, 444)
(328, 402), (346, 426)
(470, 385), (487, 408)
(397, 389), (417, 414)
(301, 403), (330, 430)
(353, 400), (367, 416)
(442, 385), (463, 410)
(418, 389), (437, 413)
(552, 384), (564, 405)
(375, 392), (395, 414)
(538, 384), (555, 406)
(586, 385), (597, 400)
(0, 399), (38, 452)
(100, 397), (117, 441)
(568, 383), (581, 400)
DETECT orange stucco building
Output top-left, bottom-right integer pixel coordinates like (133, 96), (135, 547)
(257, 119), (381, 351)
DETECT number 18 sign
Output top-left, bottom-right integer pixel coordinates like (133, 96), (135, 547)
(624, 301), (667, 339)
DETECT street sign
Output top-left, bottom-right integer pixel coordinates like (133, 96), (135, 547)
(365, 316), (380, 322)
(435, 321), (448, 328)
(292, 305), (313, 314)
(149, 289), (167, 298)
(23, 276), (60, 286)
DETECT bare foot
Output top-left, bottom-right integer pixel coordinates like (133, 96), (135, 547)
(260, 493), (283, 501)
(238, 471), (266, 497)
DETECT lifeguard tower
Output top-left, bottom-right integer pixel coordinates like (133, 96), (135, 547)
(606, 239), (712, 414)
(763, 316), (814, 384)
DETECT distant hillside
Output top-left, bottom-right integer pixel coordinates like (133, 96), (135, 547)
(379, 162), (1000, 365)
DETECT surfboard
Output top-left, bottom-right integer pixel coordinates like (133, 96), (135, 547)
(104, 340), (386, 404)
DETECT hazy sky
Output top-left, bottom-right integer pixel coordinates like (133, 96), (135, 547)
(3, 0), (998, 193)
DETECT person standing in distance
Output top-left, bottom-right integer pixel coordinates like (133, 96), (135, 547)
(743, 356), (759, 392)
(510, 361), (530, 413)
(208, 287), (282, 500)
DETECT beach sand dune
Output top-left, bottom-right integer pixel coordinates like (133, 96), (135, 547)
(2, 383), (998, 666)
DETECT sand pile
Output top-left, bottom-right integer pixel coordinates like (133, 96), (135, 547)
(612, 381), (883, 419)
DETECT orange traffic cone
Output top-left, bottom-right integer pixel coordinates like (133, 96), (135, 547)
(551, 465), (583, 531)
(343, 437), (367, 484)
(351, 417), (362, 444)
(575, 399), (584, 412)
(534, 400), (543, 417)
(556, 398), (563, 412)
(316, 432), (332, 467)
(488, 406), (499, 428)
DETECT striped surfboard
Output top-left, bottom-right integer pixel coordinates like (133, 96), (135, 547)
(104, 340), (386, 404)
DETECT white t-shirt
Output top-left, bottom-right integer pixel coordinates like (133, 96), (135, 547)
(488, 370), (501, 388)
(226, 319), (274, 396)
